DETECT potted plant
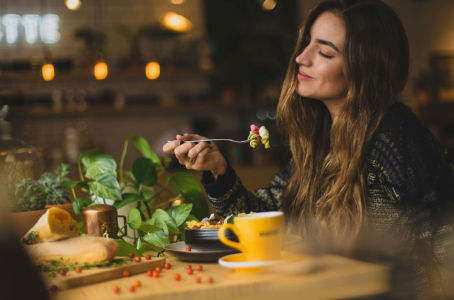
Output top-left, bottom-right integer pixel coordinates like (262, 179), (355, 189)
(65, 134), (210, 256)
(39, 163), (78, 220)
(6, 179), (48, 237)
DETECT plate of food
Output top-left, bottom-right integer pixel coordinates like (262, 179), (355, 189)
(184, 214), (239, 251)
(164, 242), (239, 262)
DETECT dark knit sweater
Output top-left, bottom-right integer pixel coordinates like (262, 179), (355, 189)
(202, 103), (454, 299)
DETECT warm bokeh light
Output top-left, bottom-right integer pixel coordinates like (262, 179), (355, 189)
(94, 61), (108, 80)
(145, 62), (160, 80)
(169, 0), (185, 4)
(262, 0), (277, 11)
(65, 0), (82, 10)
(160, 12), (192, 32)
(42, 63), (55, 81)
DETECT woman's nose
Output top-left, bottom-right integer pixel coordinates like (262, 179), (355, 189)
(296, 47), (311, 66)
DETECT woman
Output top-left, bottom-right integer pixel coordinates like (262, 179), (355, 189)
(163, 0), (454, 298)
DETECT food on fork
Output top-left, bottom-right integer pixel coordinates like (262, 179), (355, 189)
(248, 124), (270, 149)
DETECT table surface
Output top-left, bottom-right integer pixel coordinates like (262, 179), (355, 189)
(49, 253), (389, 300)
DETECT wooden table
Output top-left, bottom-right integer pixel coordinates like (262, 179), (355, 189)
(50, 254), (389, 300)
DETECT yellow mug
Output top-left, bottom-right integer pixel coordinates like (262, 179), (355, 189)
(218, 211), (284, 261)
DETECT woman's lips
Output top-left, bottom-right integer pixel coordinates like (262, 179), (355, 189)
(297, 71), (313, 81)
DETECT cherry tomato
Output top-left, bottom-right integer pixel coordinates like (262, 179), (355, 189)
(145, 254), (152, 260)
(195, 276), (202, 284)
(50, 285), (58, 293)
(123, 271), (130, 277)
(153, 271), (160, 278)
(185, 246), (192, 252)
(174, 273), (181, 281)
(186, 264), (192, 270)
(155, 266), (162, 273)
(129, 253), (135, 259)
(129, 286), (136, 293)
(134, 256), (141, 263)
(186, 268), (193, 275)
(196, 265), (203, 272)
(134, 280), (141, 288)
(59, 269), (67, 276)
(75, 267), (82, 273)
(147, 270), (154, 277)
(164, 263), (171, 270)
(113, 286), (120, 294)
(207, 277), (214, 284)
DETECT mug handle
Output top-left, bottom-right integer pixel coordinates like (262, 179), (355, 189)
(118, 215), (128, 237)
(218, 224), (248, 254)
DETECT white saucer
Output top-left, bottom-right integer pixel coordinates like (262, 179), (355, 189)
(218, 253), (283, 273)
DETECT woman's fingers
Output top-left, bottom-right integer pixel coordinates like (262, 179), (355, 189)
(186, 146), (213, 170)
(162, 140), (180, 154)
(164, 133), (215, 169)
(174, 142), (195, 164)
(187, 142), (211, 158)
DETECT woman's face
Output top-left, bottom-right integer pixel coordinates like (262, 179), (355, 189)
(295, 12), (348, 107)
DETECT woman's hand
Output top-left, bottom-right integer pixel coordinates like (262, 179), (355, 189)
(163, 134), (227, 179)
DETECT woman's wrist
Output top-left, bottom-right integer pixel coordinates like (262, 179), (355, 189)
(211, 158), (227, 180)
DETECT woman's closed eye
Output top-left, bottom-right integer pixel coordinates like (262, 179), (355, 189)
(318, 51), (333, 59)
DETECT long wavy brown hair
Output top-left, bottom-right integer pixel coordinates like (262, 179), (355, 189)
(277, 0), (409, 247)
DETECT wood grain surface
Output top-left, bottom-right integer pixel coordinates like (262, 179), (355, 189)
(48, 254), (389, 300)
(43, 257), (165, 291)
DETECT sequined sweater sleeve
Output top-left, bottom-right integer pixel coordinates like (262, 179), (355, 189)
(201, 162), (290, 217)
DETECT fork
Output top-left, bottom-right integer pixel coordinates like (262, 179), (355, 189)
(167, 137), (257, 145)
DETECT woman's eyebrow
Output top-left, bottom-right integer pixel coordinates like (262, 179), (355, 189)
(315, 38), (339, 52)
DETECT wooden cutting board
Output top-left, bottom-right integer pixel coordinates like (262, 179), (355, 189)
(42, 257), (166, 291)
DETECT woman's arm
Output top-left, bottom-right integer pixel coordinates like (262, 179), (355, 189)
(367, 104), (454, 298)
(201, 162), (291, 217)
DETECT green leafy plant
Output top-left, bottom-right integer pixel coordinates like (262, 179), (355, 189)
(7, 179), (47, 212)
(38, 163), (71, 205)
(65, 134), (210, 256)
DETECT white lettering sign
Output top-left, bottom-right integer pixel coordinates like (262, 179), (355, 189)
(22, 14), (41, 44)
(0, 14), (60, 44)
(2, 14), (21, 44)
(41, 14), (60, 44)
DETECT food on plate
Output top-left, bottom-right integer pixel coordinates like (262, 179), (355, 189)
(23, 235), (120, 266)
(248, 124), (270, 149)
(22, 207), (79, 245)
(224, 212), (256, 224)
(186, 213), (225, 229)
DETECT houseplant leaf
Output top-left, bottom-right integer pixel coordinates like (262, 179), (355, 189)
(180, 189), (210, 220)
(139, 244), (157, 254)
(114, 193), (144, 209)
(85, 155), (117, 179)
(128, 208), (142, 230)
(167, 203), (193, 226)
(79, 149), (106, 170)
(88, 173), (122, 200)
(143, 229), (170, 248)
(126, 135), (164, 171)
(138, 224), (160, 236)
(167, 172), (202, 193)
(146, 209), (180, 235)
(116, 239), (142, 257)
(132, 157), (157, 187)
(64, 181), (79, 189)
(72, 198), (85, 215)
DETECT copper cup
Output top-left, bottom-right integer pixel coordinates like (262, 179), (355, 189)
(82, 204), (127, 238)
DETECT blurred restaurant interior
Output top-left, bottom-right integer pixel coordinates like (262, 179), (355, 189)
(1, 0), (454, 188)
